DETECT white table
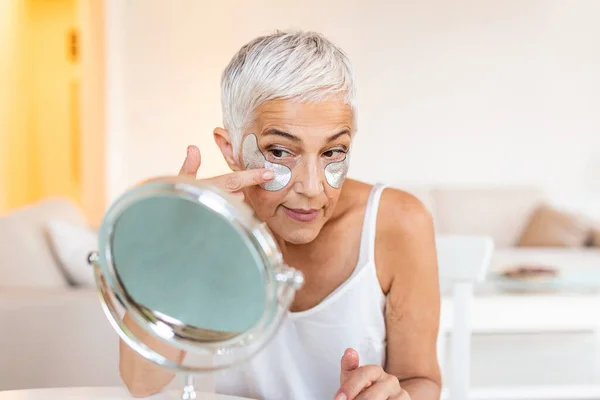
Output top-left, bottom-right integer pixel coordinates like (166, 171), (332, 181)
(442, 292), (600, 334)
(0, 387), (252, 400)
(439, 385), (600, 400)
(439, 288), (600, 399)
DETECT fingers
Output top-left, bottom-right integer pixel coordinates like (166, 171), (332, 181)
(355, 375), (404, 400)
(177, 145), (272, 197)
(336, 365), (383, 400)
(340, 348), (360, 384)
(232, 191), (245, 201)
(179, 145), (201, 177)
(210, 168), (274, 192)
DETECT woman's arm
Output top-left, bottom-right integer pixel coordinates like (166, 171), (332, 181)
(119, 313), (185, 397)
(334, 189), (442, 400)
(378, 189), (442, 399)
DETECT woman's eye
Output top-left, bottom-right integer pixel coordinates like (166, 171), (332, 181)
(268, 149), (292, 159)
(323, 149), (346, 160)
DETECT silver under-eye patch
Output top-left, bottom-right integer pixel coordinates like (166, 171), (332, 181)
(242, 134), (292, 191)
(324, 153), (349, 189)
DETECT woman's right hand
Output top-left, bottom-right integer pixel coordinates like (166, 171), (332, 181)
(179, 145), (274, 200)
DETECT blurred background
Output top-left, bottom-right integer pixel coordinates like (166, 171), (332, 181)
(1, 0), (600, 397)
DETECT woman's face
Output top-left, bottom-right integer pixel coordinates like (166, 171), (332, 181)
(239, 99), (354, 245)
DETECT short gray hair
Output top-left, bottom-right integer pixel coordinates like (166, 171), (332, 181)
(221, 30), (356, 155)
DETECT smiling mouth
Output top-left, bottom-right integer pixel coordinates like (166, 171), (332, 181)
(282, 206), (320, 222)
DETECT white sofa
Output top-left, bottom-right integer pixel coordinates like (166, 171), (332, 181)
(0, 288), (120, 390)
(0, 199), (121, 391)
(1, 187), (599, 392)
(409, 185), (600, 274)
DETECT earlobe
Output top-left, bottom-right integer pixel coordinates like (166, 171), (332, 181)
(213, 127), (241, 171)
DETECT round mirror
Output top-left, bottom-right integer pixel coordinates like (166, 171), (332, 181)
(88, 176), (303, 394)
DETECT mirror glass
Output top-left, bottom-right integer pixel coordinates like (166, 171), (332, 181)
(111, 195), (267, 339)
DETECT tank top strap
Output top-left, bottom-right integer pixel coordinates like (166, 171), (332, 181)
(357, 183), (389, 265)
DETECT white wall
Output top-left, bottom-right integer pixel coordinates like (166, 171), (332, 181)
(105, 0), (600, 217)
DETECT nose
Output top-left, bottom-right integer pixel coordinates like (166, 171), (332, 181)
(293, 157), (324, 197)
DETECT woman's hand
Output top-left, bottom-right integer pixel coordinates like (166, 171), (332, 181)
(179, 145), (274, 199)
(335, 348), (410, 400)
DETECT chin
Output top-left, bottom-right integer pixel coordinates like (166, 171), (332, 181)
(285, 230), (320, 245)
(270, 224), (322, 245)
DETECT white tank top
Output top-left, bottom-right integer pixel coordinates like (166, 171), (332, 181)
(213, 184), (388, 399)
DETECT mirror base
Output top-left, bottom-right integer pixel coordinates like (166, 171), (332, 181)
(181, 375), (197, 400)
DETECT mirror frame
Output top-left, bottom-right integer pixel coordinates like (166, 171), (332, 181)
(89, 177), (303, 372)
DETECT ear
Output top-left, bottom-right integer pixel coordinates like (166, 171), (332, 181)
(213, 127), (241, 171)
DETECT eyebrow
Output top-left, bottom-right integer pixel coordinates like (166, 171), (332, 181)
(262, 129), (301, 142)
(327, 130), (351, 143)
(262, 129), (351, 143)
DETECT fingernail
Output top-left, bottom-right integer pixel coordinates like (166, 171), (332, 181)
(263, 170), (274, 179)
(187, 146), (192, 156)
(335, 394), (346, 400)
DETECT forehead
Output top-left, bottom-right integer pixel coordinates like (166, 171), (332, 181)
(252, 99), (354, 136)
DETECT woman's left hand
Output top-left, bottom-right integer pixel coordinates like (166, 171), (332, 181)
(334, 348), (410, 400)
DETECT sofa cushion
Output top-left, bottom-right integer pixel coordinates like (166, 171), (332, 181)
(517, 204), (592, 247)
(592, 229), (600, 247)
(432, 187), (544, 248)
(0, 198), (87, 288)
(46, 220), (97, 287)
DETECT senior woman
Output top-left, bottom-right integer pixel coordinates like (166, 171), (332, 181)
(120, 30), (441, 400)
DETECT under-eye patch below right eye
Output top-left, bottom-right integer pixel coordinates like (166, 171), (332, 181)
(242, 134), (292, 191)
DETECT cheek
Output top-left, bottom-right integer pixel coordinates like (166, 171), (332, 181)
(324, 187), (342, 208)
(244, 187), (285, 217)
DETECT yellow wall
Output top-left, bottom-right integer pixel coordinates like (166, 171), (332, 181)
(0, 0), (81, 215)
(0, 0), (31, 212)
(29, 0), (79, 202)
(78, 0), (106, 227)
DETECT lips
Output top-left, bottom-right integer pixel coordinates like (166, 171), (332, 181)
(282, 207), (320, 222)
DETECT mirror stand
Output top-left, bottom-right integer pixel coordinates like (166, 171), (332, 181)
(181, 374), (196, 400)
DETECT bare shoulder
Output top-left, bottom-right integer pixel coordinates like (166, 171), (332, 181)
(375, 186), (437, 293)
(337, 180), (433, 228)
(378, 187), (433, 233)
(336, 181), (437, 293)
